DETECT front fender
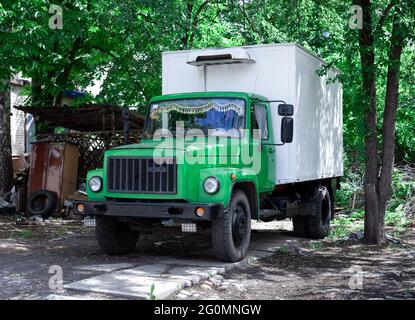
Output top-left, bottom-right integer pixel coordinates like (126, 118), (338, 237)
(198, 168), (258, 208)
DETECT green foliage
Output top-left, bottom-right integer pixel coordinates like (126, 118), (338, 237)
(308, 241), (325, 250)
(388, 168), (415, 211)
(336, 164), (415, 217)
(328, 208), (411, 240)
(350, 210), (365, 220)
(149, 283), (156, 300)
(1, 1), (414, 213)
(336, 156), (364, 209)
(13, 229), (33, 239)
(385, 210), (412, 228)
(328, 213), (364, 240)
(277, 245), (289, 254)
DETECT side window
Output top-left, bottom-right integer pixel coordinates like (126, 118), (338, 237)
(253, 104), (269, 140)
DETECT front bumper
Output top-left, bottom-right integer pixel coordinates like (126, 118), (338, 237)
(73, 200), (224, 221)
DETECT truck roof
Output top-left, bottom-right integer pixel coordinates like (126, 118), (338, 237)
(162, 43), (341, 74)
(149, 91), (268, 104)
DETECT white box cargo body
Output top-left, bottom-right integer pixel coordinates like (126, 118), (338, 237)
(162, 43), (343, 185)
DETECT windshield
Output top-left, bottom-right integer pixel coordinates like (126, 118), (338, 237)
(143, 98), (246, 138)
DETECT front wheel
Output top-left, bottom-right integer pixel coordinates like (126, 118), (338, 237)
(95, 216), (139, 255)
(211, 190), (251, 262)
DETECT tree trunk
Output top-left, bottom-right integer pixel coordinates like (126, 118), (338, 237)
(355, 0), (383, 244)
(378, 12), (404, 232)
(54, 36), (83, 106)
(180, 3), (194, 49)
(0, 79), (14, 195)
(355, 0), (406, 244)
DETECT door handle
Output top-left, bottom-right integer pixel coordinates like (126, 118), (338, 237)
(268, 148), (275, 154)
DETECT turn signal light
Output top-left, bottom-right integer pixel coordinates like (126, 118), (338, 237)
(76, 203), (85, 213)
(195, 207), (205, 217)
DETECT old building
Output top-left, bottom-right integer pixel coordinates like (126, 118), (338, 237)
(10, 77), (33, 156)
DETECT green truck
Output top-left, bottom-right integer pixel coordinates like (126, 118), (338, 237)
(74, 44), (343, 262)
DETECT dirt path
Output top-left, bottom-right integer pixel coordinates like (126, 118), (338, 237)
(0, 216), (213, 299)
(172, 229), (415, 300)
(1, 215), (414, 300)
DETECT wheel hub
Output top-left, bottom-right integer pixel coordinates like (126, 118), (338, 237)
(232, 205), (247, 247)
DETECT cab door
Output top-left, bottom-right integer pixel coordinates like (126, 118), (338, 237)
(251, 103), (275, 193)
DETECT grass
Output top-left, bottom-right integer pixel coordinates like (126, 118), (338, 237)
(13, 229), (33, 239)
(328, 212), (364, 240)
(308, 241), (325, 250)
(149, 283), (156, 300)
(328, 208), (413, 240)
(385, 210), (412, 228)
(277, 245), (289, 254)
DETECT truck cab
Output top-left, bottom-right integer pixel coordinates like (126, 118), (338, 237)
(74, 44), (343, 262)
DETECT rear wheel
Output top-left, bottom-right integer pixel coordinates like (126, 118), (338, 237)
(95, 216), (139, 255)
(292, 216), (308, 237)
(211, 190), (251, 262)
(306, 186), (331, 239)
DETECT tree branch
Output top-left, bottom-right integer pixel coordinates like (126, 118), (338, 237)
(54, 36), (84, 106)
(237, 2), (260, 36)
(378, 0), (399, 29)
(189, 0), (211, 48)
(80, 44), (117, 59)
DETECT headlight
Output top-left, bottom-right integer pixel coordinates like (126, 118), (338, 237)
(89, 176), (102, 192)
(203, 177), (220, 194)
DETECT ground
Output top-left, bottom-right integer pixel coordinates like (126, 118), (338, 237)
(173, 231), (415, 300)
(0, 214), (414, 300)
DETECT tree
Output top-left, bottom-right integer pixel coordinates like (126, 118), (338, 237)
(354, 0), (414, 243)
(0, 3), (14, 194)
(1, 0), (413, 220)
(0, 80), (13, 194)
(224, 0), (414, 243)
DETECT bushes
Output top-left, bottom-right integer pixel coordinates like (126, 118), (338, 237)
(337, 164), (415, 218)
(328, 212), (364, 239)
(328, 208), (411, 240)
(336, 156), (364, 209)
(388, 166), (415, 217)
(385, 210), (412, 228)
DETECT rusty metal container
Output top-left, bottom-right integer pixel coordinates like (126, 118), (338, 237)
(28, 142), (79, 216)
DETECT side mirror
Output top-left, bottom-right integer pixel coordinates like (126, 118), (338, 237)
(281, 117), (293, 143)
(278, 104), (294, 116)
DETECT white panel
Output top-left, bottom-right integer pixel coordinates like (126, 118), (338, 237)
(292, 46), (343, 182)
(186, 47), (255, 66)
(163, 44), (295, 101)
(161, 44), (343, 185)
(162, 53), (204, 94)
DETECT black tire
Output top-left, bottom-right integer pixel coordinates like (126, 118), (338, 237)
(95, 216), (139, 255)
(292, 216), (308, 237)
(211, 190), (251, 262)
(26, 190), (57, 218)
(306, 186), (331, 239)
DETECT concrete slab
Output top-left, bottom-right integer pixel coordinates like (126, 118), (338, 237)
(65, 271), (182, 299)
(248, 242), (282, 252)
(45, 294), (101, 300)
(166, 266), (223, 285)
(158, 257), (240, 271)
(73, 263), (136, 273)
(63, 220), (309, 300)
(64, 263), (223, 300)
